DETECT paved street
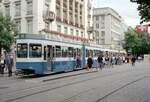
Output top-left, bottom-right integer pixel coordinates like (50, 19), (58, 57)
(0, 62), (150, 102)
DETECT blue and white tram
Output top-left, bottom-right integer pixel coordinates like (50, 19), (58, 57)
(16, 34), (117, 75)
(16, 34), (85, 75)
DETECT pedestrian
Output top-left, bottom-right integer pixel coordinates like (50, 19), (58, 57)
(97, 55), (103, 70)
(105, 56), (109, 67)
(0, 55), (5, 75)
(131, 55), (136, 66)
(5, 54), (14, 77)
(76, 54), (81, 69)
(111, 55), (116, 67)
(122, 55), (126, 63)
(87, 56), (93, 71)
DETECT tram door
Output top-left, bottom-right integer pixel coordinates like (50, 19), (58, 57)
(47, 45), (53, 71)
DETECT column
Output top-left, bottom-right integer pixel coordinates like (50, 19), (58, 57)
(73, 0), (75, 25)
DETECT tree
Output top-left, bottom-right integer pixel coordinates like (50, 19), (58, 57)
(0, 14), (16, 56)
(131, 0), (150, 23)
(124, 27), (150, 55)
(124, 27), (139, 54)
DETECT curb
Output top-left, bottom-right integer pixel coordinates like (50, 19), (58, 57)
(43, 70), (98, 82)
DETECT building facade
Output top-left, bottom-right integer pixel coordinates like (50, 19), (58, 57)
(93, 7), (125, 51)
(1, 0), (94, 43)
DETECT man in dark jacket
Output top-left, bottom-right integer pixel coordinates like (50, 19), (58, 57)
(131, 56), (136, 66)
(5, 55), (14, 77)
(97, 55), (103, 70)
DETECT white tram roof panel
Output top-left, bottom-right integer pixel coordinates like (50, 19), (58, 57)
(17, 37), (82, 48)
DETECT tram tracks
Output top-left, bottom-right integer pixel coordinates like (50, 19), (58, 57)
(2, 67), (150, 102)
(94, 75), (150, 102)
(61, 74), (150, 102)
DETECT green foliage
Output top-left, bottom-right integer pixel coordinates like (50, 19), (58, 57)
(124, 27), (150, 55)
(0, 15), (16, 54)
(131, 0), (150, 23)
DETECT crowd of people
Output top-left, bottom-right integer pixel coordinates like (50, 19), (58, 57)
(0, 54), (14, 77)
(85, 54), (141, 71)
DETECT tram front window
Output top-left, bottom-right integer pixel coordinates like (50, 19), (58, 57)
(17, 43), (28, 58)
(29, 44), (42, 58)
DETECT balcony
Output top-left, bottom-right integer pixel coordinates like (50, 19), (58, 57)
(69, 21), (74, 26)
(63, 18), (68, 24)
(80, 24), (84, 29)
(56, 16), (62, 22)
(75, 23), (79, 27)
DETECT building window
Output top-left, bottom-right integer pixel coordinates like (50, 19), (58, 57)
(45, 3), (49, 11)
(70, 28), (74, 36)
(15, 19), (21, 33)
(76, 30), (79, 37)
(57, 25), (61, 32)
(96, 24), (99, 29)
(5, 5), (10, 16)
(101, 15), (105, 21)
(101, 23), (105, 29)
(45, 22), (49, 30)
(81, 31), (83, 37)
(101, 31), (105, 37)
(96, 16), (99, 21)
(64, 27), (68, 34)
(26, 0), (33, 15)
(56, 7), (61, 17)
(15, 1), (21, 16)
(27, 19), (33, 33)
(101, 16), (105, 29)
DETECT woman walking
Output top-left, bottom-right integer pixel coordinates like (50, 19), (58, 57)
(87, 56), (93, 71)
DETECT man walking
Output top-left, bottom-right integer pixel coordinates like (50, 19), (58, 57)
(76, 54), (81, 69)
(97, 55), (103, 70)
(131, 55), (136, 66)
(5, 54), (14, 77)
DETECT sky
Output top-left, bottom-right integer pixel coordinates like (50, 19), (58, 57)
(95, 0), (141, 27)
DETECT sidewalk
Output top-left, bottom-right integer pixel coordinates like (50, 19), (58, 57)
(27, 62), (147, 82)
(43, 69), (96, 82)
(3, 67), (16, 74)
(1, 62), (147, 79)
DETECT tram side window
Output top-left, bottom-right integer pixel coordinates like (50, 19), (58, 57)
(17, 43), (28, 58)
(68, 47), (73, 57)
(56, 46), (61, 57)
(62, 47), (68, 57)
(90, 50), (94, 57)
(77, 48), (81, 56)
(29, 44), (42, 58)
(94, 50), (99, 57)
(86, 49), (93, 57)
(86, 49), (89, 57)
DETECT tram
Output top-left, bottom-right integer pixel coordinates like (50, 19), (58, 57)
(15, 34), (119, 75)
